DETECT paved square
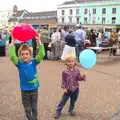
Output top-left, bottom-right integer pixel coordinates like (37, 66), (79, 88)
(0, 53), (120, 120)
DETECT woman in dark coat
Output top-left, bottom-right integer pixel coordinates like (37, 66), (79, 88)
(65, 29), (76, 47)
(89, 29), (98, 47)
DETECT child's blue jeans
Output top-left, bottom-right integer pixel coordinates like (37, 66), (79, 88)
(56, 88), (79, 113)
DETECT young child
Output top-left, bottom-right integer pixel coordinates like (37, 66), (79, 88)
(54, 54), (86, 119)
(9, 35), (45, 120)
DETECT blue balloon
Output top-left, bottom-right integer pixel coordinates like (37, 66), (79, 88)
(79, 49), (97, 69)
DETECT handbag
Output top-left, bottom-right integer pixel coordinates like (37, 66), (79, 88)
(61, 44), (76, 60)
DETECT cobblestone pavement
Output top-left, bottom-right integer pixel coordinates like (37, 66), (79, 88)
(0, 53), (120, 120)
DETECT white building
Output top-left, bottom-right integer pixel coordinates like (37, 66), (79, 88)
(57, 0), (80, 26)
(0, 9), (13, 29)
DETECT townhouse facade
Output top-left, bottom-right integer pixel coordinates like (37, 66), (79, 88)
(57, 0), (80, 26)
(79, 0), (120, 31)
(57, 0), (120, 31)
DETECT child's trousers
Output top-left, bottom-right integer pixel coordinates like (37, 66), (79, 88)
(56, 88), (79, 113)
(21, 89), (38, 120)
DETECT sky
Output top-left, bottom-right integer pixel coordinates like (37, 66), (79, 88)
(0, 0), (67, 12)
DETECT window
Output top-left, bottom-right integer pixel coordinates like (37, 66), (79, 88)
(61, 10), (65, 15)
(84, 9), (87, 14)
(92, 17), (96, 23)
(26, 17), (30, 19)
(69, 17), (72, 23)
(69, 9), (73, 15)
(62, 18), (64, 23)
(76, 17), (79, 24)
(31, 17), (34, 19)
(76, 9), (79, 15)
(112, 8), (116, 14)
(105, 28), (112, 32)
(102, 17), (105, 24)
(112, 17), (116, 24)
(84, 17), (87, 24)
(102, 8), (106, 14)
(93, 9), (96, 14)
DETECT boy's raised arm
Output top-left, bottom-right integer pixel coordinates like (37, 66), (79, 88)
(9, 40), (19, 65)
(35, 35), (45, 63)
(35, 44), (45, 62)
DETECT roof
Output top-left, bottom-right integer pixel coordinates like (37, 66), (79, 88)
(22, 11), (57, 20)
(23, 11), (57, 17)
(61, 0), (116, 5)
(8, 10), (29, 22)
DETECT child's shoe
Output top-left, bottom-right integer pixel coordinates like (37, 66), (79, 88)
(54, 112), (61, 119)
(69, 111), (76, 116)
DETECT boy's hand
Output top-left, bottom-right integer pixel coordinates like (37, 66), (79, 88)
(63, 88), (68, 94)
(36, 39), (42, 45)
(35, 34), (42, 44)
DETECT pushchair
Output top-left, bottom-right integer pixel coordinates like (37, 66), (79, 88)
(84, 40), (91, 49)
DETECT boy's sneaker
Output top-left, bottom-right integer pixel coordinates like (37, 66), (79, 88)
(54, 112), (61, 119)
(69, 111), (76, 116)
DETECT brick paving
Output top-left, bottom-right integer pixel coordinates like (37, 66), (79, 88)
(0, 53), (120, 120)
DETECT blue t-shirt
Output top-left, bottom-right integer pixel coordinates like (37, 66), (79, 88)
(17, 58), (39, 91)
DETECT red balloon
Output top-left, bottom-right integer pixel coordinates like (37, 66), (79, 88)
(12, 24), (37, 42)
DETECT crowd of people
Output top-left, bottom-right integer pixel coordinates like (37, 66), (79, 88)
(36, 25), (89, 61)
(1, 25), (120, 59)
(0, 30), (9, 48)
(33, 26), (120, 60)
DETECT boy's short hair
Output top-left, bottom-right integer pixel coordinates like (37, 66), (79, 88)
(18, 44), (32, 56)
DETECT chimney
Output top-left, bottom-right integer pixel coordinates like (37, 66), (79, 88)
(13, 5), (18, 13)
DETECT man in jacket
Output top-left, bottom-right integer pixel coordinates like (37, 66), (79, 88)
(41, 27), (50, 60)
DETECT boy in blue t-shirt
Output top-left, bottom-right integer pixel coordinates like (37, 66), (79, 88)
(9, 35), (45, 120)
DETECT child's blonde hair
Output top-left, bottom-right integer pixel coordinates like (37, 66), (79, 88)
(64, 54), (76, 65)
(18, 44), (32, 57)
